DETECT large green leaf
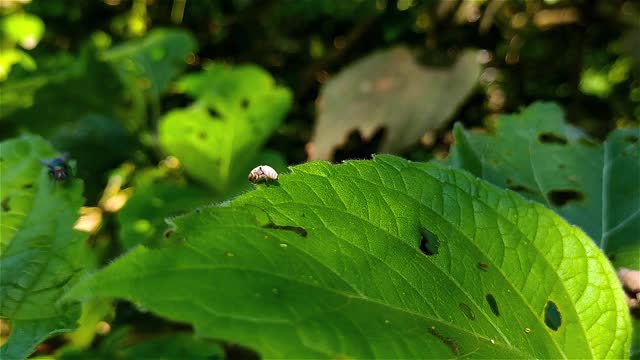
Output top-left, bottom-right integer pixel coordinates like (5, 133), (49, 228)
(104, 28), (197, 101)
(449, 102), (640, 264)
(66, 155), (630, 359)
(159, 64), (292, 193)
(4, 48), (142, 135)
(0, 136), (88, 360)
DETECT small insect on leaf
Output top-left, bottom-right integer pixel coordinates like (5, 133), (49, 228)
(248, 165), (279, 184)
(479, 263), (489, 270)
(40, 153), (73, 182)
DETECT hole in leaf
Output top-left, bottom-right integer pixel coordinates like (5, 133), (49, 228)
(459, 303), (475, 320)
(486, 294), (500, 316)
(429, 326), (460, 356)
(419, 227), (439, 256)
(207, 108), (221, 119)
(241, 98), (250, 109)
(544, 300), (562, 331)
(547, 190), (584, 207)
(578, 138), (598, 147)
(22, 183), (33, 189)
(624, 135), (638, 144)
(538, 132), (567, 145)
(505, 178), (534, 193)
(263, 223), (308, 237)
(1, 197), (10, 212)
(164, 229), (174, 238)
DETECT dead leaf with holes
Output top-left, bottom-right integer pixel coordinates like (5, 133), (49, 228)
(308, 47), (481, 160)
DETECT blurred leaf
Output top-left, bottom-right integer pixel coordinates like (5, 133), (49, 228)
(0, 135), (88, 360)
(67, 155), (630, 359)
(58, 330), (223, 360)
(449, 102), (640, 264)
(0, 48), (36, 80)
(105, 28), (197, 100)
(117, 179), (214, 250)
(1, 12), (44, 50)
(159, 64), (292, 193)
(5, 48), (143, 135)
(51, 114), (138, 202)
(310, 47), (481, 159)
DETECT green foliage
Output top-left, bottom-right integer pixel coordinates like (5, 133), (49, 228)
(117, 179), (213, 249)
(449, 102), (640, 265)
(0, 136), (88, 359)
(66, 156), (630, 359)
(159, 64), (292, 193)
(104, 28), (197, 102)
(58, 327), (223, 360)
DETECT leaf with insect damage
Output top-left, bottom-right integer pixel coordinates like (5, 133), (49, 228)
(66, 155), (629, 359)
(0, 135), (88, 360)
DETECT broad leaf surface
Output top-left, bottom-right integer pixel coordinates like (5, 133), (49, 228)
(309, 47), (481, 159)
(159, 65), (291, 193)
(67, 155), (629, 359)
(0, 136), (88, 360)
(105, 28), (197, 100)
(449, 102), (640, 263)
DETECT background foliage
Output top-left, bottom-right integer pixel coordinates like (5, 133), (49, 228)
(0, 0), (638, 359)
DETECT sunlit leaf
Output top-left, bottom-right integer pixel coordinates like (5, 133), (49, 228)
(0, 136), (88, 360)
(159, 64), (292, 193)
(67, 155), (630, 359)
(449, 102), (640, 264)
(310, 47), (481, 159)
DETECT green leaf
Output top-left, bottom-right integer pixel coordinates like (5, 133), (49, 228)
(449, 102), (640, 263)
(105, 28), (197, 100)
(4, 48), (143, 135)
(1, 12), (45, 50)
(0, 136), (88, 360)
(58, 329), (223, 360)
(159, 64), (292, 193)
(117, 180), (214, 250)
(66, 155), (630, 359)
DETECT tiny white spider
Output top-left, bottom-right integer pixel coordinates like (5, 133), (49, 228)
(248, 165), (279, 184)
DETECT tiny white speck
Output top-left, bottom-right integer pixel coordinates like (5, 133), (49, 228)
(280, 243), (288, 248)
(490, 339), (495, 344)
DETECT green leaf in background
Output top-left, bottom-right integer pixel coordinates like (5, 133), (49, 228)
(117, 179), (214, 250)
(0, 136), (88, 360)
(0, 12), (45, 50)
(66, 155), (630, 359)
(159, 64), (292, 193)
(57, 327), (223, 360)
(5, 48), (142, 135)
(309, 47), (481, 160)
(105, 28), (197, 101)
(449, 102), (640, 267)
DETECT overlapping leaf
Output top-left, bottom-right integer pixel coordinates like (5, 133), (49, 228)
(449, 102), (640, 266)
(159, 64), (291, 193)
(66, 155), (630, 359)
(0, 136), (88, 360)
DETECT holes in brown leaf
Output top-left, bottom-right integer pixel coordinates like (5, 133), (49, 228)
(486, 294), (500, 316)
(544, 300), (562, 331)
(1, 197), (10, 212)
(419, 227), (439, 256)
(459, 303), (475, 320)
(263, 222), (308, 237)
(429, 326), (460, 356)
(547, 189), (584, 207)
(538, 132), (567, 145)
